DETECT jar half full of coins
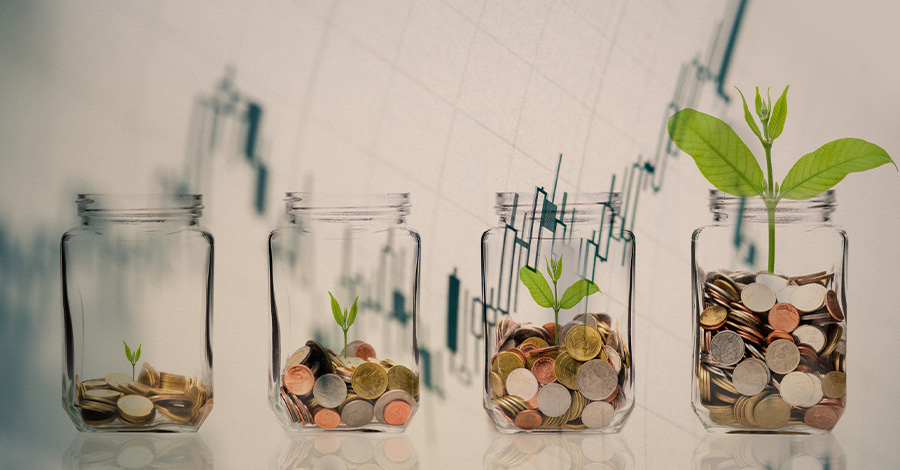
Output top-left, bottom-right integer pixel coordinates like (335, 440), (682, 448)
(481, 192), (635, 433)
(268, 193), (420, 431)
(692, 190), (848, 433)
(61, 194), (214, 432)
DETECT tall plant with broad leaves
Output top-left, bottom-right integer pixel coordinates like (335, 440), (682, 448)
(519, 254), (600, 345)
(668, 86), (896, 272)
(329, 292), (358, 359)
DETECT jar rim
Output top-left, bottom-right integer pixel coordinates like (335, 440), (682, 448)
(284, 192), (410, 210)
(495, 192), (621, 210)
(76, 194), (203, 221)
(708, 189), (835, 223)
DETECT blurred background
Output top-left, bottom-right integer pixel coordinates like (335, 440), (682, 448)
(1, 0), (899, 468)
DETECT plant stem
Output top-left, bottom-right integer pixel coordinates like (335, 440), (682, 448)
(343, 330), (348, 359)
(762, 123), (776, 273)
(132, 363), (135, 381)
(552, 279), (559, 345)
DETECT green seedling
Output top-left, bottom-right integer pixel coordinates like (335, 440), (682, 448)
(668, 86), (895, 273)
(519, 254), (600, 345)
(329, 292), (358, 359)
(123, 341), (141, 381)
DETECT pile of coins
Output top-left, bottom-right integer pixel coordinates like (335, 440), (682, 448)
(697, 270), (846, 430)
(487, 314), (630, 431)
(280, 340), (419, 429)
(75, 363), (212, 428)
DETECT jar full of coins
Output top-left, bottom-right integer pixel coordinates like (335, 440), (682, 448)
(482, 192), (635, 432)
(61, 194), (214, 432)
(692, 190), (847, 432)
(268, 193), (420, 431)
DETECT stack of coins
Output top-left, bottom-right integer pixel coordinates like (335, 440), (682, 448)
(487, 314), (630, 431)
(75, 362), (213, 428)
(280, 340), (419, 429)
(697, 270), (846, 431)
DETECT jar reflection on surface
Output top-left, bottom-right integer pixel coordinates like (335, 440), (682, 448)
(63, 426), (214, 468)
(273, 433), (418, 470)
(693, 433), (845, 469)
(484, 432), (633, 470)
(692, 190), (848, 433)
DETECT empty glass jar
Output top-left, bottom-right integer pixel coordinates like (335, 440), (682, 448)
(61, 194), (214, 432)
(481, 192), (635, 432)
(692, 190), (847, 432)
(268, 193), (420, 431)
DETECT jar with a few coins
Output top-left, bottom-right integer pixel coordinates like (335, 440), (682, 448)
(692, 190), (848, 432)
(481, 192), (635, 432)
(61, 194), (214, 432)
(268, 193), (421, 431)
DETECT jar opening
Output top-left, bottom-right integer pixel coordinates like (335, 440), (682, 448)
(77, 194), (203, 223)
(708, 189), (835, 223)
(283, 192), (410, 224)
(495, 192), (620, 226)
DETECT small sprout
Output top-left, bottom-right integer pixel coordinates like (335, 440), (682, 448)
(519, 254), (600, 345)
(329, 292), (359, 359)
(123, 341), (141, 381)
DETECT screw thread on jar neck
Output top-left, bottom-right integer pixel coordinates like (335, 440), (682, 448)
(709, 189), (835, 224)
(77, 194), (204, 225)
(283, 193), (410, 225)
(495, 192), (620, 228)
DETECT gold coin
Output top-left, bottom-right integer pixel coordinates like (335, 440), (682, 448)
(488, 371), (505, 398)
(553, 352), (581, 390)
(564, 390), (588, 422)
(493, 351), (525, 381)
(387, 365), (419, 397)
(350, 362), (388, 400)
(753, 395), (791, 429)
(699, 305), (727, 329)
(565, 324), (602, 361)
(821, 371), (846, 399)
(521, 337), (549, 349)
(117, 395), (155, 425)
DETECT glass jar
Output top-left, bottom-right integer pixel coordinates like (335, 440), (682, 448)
(692, 190), (847, 433)
(481, 192), (635, 433)
(61, 194), (214, 432)
(268, 193), (420, 431)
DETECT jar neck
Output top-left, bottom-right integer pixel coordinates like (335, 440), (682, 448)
(284, 193), (410, 226)
(495, 192), (620, 229)
(77, 194), (203, 226)
(708, 189), (835, 224)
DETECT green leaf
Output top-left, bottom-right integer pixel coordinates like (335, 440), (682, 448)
(134, 345), (141, 363)
(124, 341), (133, 362)
(329, 291), (344, 328)
(667, 109), (766, 197)
(768, 86), (789, 141)
(754, 87), (764, 119)
(780, 138), (897, 200)
(736, 87), (762, 142)
(519, 265), (554, 308)
(347, 297), (358, 328)
(554, 254), (563, 280)
(545, 256), (555, 282)
(559, 279), (600, 310)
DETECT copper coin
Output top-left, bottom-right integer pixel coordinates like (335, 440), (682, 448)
(825, 290), (844, 321)
(314, 408), (341, 429)
(519, 343), (539, 355)
(284, 364), (315, 396)
(766, 330), (794, 344)
(768, 303), (800, 332)
(804, 404), (840, 430)
(513, 410), (542, 430)
(531, 357), (557, 384)
(355, 343), (377, 360)
(383, 400), (412, 425)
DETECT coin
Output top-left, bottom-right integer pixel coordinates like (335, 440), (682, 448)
(790, 284), (827, 312)
(804, 404), (839, 430)
(488, 371), (505, 398)
(383, 400), (413, 426)
(732, 358), (770, 396)
(768, 303), (800, 332)
(792, 324), (826, 353)
(700, 305), (728, 330)
(154, 397), (194, 424)
(825, 290), (844, 321)
(117, 395), (155, 425)
(581, 401), (614, 429)
(765, 339), (800, 374)
(713, 279), (740, 301)
(355, 343), (377, 360)
(351, 362), (388, 400)
(553, 352), (581, 390)
(313, 373), (348, 408)
(822, 371), (846, 399)
(513, 410), (543, 430)
(779, 372), (817, 407)
(576, 359), (617, 401)
(571, 313), (599, 328)
(531, 356), (557, 384)
(753, 394), (791, 429)
(602, 345), (622, 373)
(741, 283), (777, 313)
(505, 368), (539, 401)
(284, 364), (315, 396)
(776, 285), (797, 303)
(709, 331), (745, 366)
(535, 383), (571, 417)
(314, 408), (341, 429)
(565, 324), (603, 361)
(493, 351), (525, 381)
(756, 273), (788, 292)
(374, 390), (417, 425)
(386, 365), (418, 397)
(341, 399), (375, 428)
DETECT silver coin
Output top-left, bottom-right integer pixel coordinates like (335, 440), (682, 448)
(776, 285), (797, 304)
(373, 389), (417, 425)
(779, 372), (817, 407)
(792, 325), (827, 353)
(602, 345), (622, 373)
(536, 383), (572, 417)
(571, 313), (598, 328)
(755, 273), (788, 293)
(340, 436), (376, 464)
(581, 401), (615, 429)
(709, 331), (745, 366)
(805, 373), (824, 408)
(313, 373), (348, 408)
(576, 359), (618, 400)
(732, 358), (770, 396)
(505, 368), (539, 401)
(741, 283), (777, 313)
(342, 340), (365, 358)
(340, 399), (375, 428)
(790, 283), (827, 312)
(765, 339), (800, 375)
